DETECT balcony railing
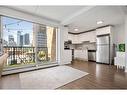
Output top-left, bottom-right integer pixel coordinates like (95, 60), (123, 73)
(3, 46), (35, 68)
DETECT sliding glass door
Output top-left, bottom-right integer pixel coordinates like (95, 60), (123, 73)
(34, 24), (57, 65)
(1, 16), (58, 70)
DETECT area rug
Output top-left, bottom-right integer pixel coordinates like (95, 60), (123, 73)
(19, 65), (89, 89)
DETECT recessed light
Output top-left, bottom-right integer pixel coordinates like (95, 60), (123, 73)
(74, 28), (78, 31)
(97, 20), (103, 24)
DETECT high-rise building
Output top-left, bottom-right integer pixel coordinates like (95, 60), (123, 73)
(3, 40), (8, 46)
(24, 33), (30, 45)
(20, 35), (23, 46)
(17, 31), (22, 46)
(33, 24), (48, 62)
(8, 35), (16, 46)
(8, 35), (14, 42)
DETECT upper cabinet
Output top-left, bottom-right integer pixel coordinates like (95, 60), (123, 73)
(68, 30), (96, 44)
(68, 26), (112, 44)
(68, 33), (72, 41)
(79, 30), (96, 43)
(96, 26), (111, 36)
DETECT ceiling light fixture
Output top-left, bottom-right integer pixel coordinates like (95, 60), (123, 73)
(97, 20), (103, 24)
(74, 28), (78, 31)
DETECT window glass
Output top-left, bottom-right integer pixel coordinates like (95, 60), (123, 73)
(2, 16), (57, 69)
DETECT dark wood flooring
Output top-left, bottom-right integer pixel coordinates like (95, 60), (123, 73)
(0, 60), (127, 89)
(59, 60), (127, 89)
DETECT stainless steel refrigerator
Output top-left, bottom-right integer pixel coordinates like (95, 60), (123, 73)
(96, 35), (110, 64)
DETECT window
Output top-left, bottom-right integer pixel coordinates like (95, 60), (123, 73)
(1, 16), (57, 69)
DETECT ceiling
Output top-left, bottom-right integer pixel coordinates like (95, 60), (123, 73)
(7, 6), (126, 33)
(8, 6), (85, 23)
(68, 6), (125, 33)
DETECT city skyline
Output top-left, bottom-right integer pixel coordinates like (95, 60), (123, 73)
(2, 16), (33, 46)
(17, 32), (30, 46)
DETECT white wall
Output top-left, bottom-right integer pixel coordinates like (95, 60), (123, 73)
(113, 23), (125, 45)
(124, 15), (127, 72)
(58, 26), (72, 65)
(112, 18), (126, 72)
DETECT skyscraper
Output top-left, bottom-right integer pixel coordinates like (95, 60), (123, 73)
(17, 31), (22, 46)
(24, 33), (30, 45)
(8, 35), (14, 42)
(20, 35), (23, 46)
(8, 35), (16, 46)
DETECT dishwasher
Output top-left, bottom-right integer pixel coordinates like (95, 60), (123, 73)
(88, 50), (96, 62)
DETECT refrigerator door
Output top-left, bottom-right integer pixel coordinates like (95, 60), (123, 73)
(96, 45), (109, 64)
(97, 36), (109, 45)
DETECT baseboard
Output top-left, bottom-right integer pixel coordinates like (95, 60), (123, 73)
(58, 62), (72, 65)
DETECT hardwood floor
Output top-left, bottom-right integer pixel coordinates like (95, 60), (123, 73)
(59, 60), (127, 89)
(0, 60), (127, 89)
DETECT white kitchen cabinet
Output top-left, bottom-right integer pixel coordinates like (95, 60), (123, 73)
(90, 31), (96, 42)
(74, 49), (88, 61)
(68, 31), (96, 44)
(68, 34), (73, 41)
(74, 35), (83, 44)
(78, 31), (96, 43)
(72, 35), (78, 44)
(114, 52), (125, 69)
(61, 50), (72, 64)
(68, 34), (80, 44)
(96, 26), (111, 36)
(68, 26), (112, 44)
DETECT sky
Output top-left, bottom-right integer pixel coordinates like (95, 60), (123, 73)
(2, 16), (33, 44)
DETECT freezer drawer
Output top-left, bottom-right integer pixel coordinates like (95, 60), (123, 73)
(96, 45), (110, 64)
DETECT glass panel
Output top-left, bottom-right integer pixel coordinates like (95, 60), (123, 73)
(2, 16), (35, 68)
(47, 26), (56, 62)
(34, 24), (57, 65)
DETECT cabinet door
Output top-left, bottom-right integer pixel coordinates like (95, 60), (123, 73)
(68, 34), (73, 41)
(90, 31), (96, 42)
(96, 26), (111, 36)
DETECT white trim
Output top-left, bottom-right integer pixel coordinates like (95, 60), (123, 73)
(57, 27), (61, 65)
(56, 27), (58, 63)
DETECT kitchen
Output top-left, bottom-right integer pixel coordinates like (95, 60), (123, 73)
(60, 6), (127, 69)
(64, 25), (125, 67)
